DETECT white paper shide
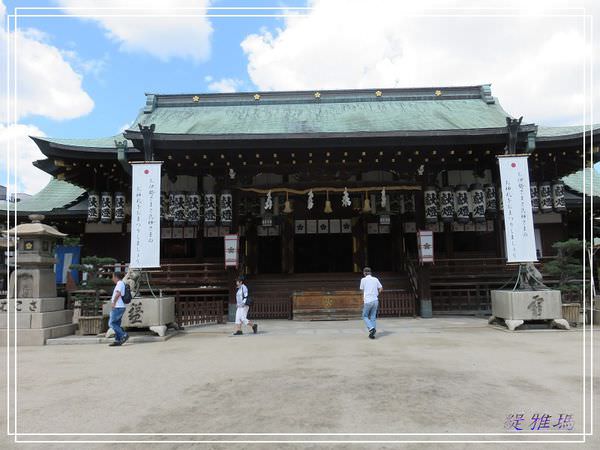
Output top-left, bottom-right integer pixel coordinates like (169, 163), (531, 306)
(498, 156), (537, 263)
(130, 163), (162, 268)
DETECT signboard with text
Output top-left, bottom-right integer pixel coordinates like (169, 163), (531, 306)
(224, 234), (239, 268)
(130, 162), (162, 268)
(498, 155), (537, 263)
(417, 230), (434, 264)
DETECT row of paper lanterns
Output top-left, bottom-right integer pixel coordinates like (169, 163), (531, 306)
(421, 181), (566, 224)
(87, 192), (126, 223)
(87, 180), (567, 226)
(160, 191), (233, 227)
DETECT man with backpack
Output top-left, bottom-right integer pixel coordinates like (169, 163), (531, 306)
(232, 275), (258, 336)
(108, 272), (130, 346)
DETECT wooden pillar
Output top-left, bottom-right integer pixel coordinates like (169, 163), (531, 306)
(246, 221), (258, 275)
(415, 181), (432, 318)
(441, 172), (453, 258)
(352, 216), (365, 272)
(391, 214), (404, 272)
(281, 214), (294, 274)
(230, 189), (240, 234)
(492, 161), (505, 258)
(443, 223), (453, 258)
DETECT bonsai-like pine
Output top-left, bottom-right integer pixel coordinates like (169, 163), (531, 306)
(69, 256), (117, 317)
(543, 239), (583, 294)
(62, 236), (81, 246)
(70, 256), (117, 291)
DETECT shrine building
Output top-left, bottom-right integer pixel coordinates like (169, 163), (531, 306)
(20, 84), (599, 320)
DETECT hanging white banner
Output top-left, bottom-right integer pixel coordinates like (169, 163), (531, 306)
(130, 162), (162, 268)
(417, 230), (434, 264)
(224, 234), (239, 268)
(498, 156), (537, 263)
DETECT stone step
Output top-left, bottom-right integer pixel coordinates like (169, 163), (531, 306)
(0, 309), (73, 329)
(0, 323), (76, 346)
(1, 297), (66, 313)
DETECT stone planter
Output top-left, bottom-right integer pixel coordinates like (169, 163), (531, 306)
(103, 296), (176, 337)
(78, 316), (104, 335)
(489, 290), (569, 331)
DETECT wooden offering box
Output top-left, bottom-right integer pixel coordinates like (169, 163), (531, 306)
(292, 290), (363, 321)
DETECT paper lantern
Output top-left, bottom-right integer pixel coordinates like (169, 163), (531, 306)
(172, 192), (187, 226)
(168, 192), (176, 222)
(530, 183), (540, 213)
(539, 182), (553, 213)
(439, 187), (455, 223)
(220, 191), (233, 225)
(100, 192), (112, 223)
(204, 193), (217, 226)
(424, 186), (438, 224)
(552, 180), (567, 212)
(470, 183), (486, 223)
(114, 192), (126, 223)
(484, 184), (497, 215)
(87, 192), (99, 222)
(454, 185), (470, 224)
(186, 193), (201, 225)
(402, 193), (415, 215)
(160, 192), (171, 221)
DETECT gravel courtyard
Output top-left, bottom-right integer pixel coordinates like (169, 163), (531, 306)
(1, 317), (598, 449)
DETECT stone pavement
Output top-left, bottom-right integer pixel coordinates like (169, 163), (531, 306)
(1, 317), (598, 450)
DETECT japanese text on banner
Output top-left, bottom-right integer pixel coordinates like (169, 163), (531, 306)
(498, 156), (537, 263)
(130, 163), (162, 268)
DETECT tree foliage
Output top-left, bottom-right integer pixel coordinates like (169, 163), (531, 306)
(543, 239), (583, 293)
(69, 256), (117, 291)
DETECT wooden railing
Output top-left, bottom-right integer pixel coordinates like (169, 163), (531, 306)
(379, 289), (416, 317)
(97, 262), (229, 289)
(431, 284), (493, 314)
(429, 257), (563, 314)
(147, 263), (228, 287)
(174, 290), (227, 326)
(249, 296), (293, 320)
(401, 237), (419, 302)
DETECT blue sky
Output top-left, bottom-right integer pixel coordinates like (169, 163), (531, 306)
(6, 0), (308, 139)
(1, 0), (598, 194)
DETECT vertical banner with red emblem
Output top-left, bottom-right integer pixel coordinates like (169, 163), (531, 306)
(224, 234), (239, 268)
(130, 162), (162, 268)
(498, 155), (537, 263)
(417, 230), (434, 264)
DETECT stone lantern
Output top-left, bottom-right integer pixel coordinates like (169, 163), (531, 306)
(0, 215), (76, 345)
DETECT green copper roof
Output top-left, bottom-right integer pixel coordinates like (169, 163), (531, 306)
(537, 124), (600, 138)
(37, 134), (129, 148)
(562, 168), (600, 197)
(132, 86), (512, 135)
(0, 179), (85, 213)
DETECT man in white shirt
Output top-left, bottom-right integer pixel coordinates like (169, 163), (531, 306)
(232, 276), (258, 336)
(359, 267), (383, 339)
(108, 272), (129, 346)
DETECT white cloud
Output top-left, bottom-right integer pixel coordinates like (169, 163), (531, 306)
(207, 78), (244, 93)
(0, 123), (51, 195)
(0, 2), (94, 121)
(58, 0), (213, 62)
(241, 0), (599, 126)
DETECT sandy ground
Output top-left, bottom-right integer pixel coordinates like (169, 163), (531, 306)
(0, 317), (598, 450)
